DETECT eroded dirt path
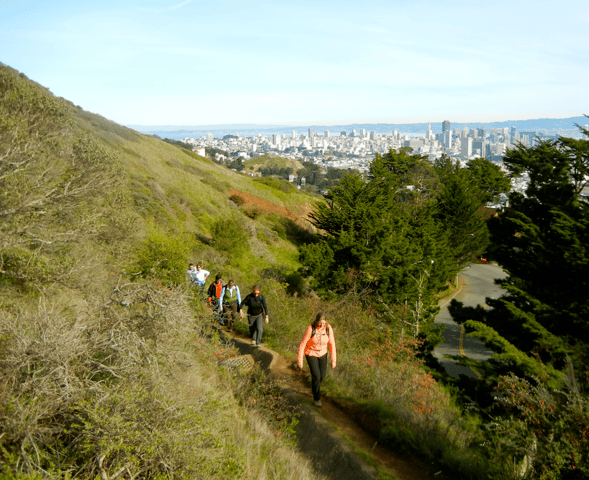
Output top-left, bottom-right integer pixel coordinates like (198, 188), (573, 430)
(270, 354), (436, 480)
(223, 327), (435, 480)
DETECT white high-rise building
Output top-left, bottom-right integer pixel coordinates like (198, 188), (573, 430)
(461, 137), (473, 159)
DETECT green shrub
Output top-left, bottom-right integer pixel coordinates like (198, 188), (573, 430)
(212, 219), (249, 259)
(135, 227), (195, 284)
(243, 206), (262, 219)
(229, 194), (245, 206)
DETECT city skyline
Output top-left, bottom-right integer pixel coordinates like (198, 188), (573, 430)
(2, 0), (588, 126)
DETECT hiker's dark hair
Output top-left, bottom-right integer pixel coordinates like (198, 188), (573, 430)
(312, 312), (326, 329)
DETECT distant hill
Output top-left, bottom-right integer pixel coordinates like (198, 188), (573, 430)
(129, 116), (589, 140)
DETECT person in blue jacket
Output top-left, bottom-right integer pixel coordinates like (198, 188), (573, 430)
(221, 279), (241, 331)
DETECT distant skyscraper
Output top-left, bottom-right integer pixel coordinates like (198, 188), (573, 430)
(324, 130), (330, 137)
(442, 120), (451, 133)
(427, 122), (433, 140)
(308, 128), (314, 138)
(292, 130), (297, 139)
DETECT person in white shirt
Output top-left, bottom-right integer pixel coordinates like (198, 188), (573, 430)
(187, 263), (209, 293)
(220, 280), (241, 331)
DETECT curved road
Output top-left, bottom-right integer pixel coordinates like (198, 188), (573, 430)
(434, 262), (507, 379)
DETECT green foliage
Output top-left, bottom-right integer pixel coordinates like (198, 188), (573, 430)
(229, 194), (245, 206)
(466, 157), (511, 205)
(433, 156), (491, 266)
(135, 227), (195, 284)
(435, 167), (490, 265)
(486, 373), (589, 479)
(447, 126), (589, 478)
(211, 218), (249, 258)
(481, 132), (589, 384)
(253, 176), (296, 193)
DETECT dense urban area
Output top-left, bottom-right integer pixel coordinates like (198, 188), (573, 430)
(184, 120), (587, 168)
(179, 121), (589, 205)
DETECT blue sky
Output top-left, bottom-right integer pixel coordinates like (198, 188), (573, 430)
(1, 0), (588, 126)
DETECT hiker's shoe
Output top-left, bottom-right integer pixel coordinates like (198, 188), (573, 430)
(251, 340), (256, 345)
(313, 400), (322, 407)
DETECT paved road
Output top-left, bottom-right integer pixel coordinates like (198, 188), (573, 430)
(434, 263), (507, 379)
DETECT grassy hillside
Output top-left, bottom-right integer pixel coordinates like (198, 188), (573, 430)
(0, 63), (325, 479)
(243, 153), (304, 175)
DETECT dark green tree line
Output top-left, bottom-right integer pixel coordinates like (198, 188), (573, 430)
(448, 125), (589, 478)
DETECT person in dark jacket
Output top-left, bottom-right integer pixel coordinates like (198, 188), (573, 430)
(207, 274), (225, 318)
(239, 284), (269, 347)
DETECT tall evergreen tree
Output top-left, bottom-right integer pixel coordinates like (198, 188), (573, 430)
(451, 127), (589, 389)
(433, 157), (491, 267)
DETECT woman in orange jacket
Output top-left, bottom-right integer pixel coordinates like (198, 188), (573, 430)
(297, 312), (336, 407)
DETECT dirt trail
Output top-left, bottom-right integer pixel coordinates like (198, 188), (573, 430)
(222, 328), (436, 480)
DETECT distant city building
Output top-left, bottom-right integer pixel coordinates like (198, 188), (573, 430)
(461, 137), (473, 159)
(442, 120), (451, 132)
(325, 130), (330, 137)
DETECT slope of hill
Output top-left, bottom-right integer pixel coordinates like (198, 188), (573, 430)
(0, 62), (327, 479)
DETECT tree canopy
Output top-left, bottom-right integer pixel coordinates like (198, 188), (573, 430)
(451, 127), (589, 390)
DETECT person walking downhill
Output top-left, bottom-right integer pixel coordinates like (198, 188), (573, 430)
(207, 274), (226, 321)
(221, 279), (241, 332)
(297, 312), (337, 407)
(239, 284), (269, 347)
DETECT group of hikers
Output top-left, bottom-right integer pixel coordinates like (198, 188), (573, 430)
(186, 262), (336, 407)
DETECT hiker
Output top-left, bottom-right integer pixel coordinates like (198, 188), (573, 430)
(185, 263), (197, 284)
(207, 274), (226, 319)
(193, 263), (210, 293)
(297, 312), (337, 407)
(239, 284), (269, 347)
(221, 279), (241, 331)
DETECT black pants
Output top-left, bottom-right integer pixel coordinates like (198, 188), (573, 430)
(305, 354), (328, 401)
(248, 314), (264, 345)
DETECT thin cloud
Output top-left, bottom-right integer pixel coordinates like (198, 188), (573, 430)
(135, 0), (192, 13)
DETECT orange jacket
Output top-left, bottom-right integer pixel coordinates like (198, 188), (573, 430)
(297, 323), (336, 369)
